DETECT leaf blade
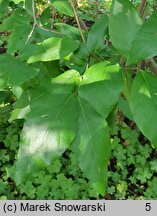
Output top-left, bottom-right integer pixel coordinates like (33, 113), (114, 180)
(72, 97), (110, 195)
(131, 71), (157, 147)
(15, 70), (80, 184)
(0, 54), (39, 88)
(109, 0), (142, 57)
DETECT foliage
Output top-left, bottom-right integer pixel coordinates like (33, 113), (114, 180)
(1, 102), (157, 200)
(1, 0), (157, 197)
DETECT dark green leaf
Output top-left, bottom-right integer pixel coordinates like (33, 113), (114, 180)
(72, 98), (110, 195)
(87, 14), (108, 53)
(127, 13), (157, 65)
(0, 10), (32, 53)
(0, 54), (39, 88)
(131, 71), (157, 148)
(15, 70), (80, 184)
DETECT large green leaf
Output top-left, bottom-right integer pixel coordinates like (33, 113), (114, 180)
(79, 61), (122, 118)
(15, 70), (80, 184)
(28, 37), (79, 63)
(109, 0), (142, 57)
(0, 54), (39, 88)
(15, 61), (122, 194)
(87, 14), (108, 53)
(127, 13), (157, 65)
(72, 98), (110, 194)
(131, 72), (157, 148)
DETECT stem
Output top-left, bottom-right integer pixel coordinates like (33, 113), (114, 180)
(145, 59), (157, 75)
(138, 0), (147, 18)
(31, 0), (63, 35)
(95, 0), (100, 20)
(25, 22), (36, 44)
(70, 0), (86, 43)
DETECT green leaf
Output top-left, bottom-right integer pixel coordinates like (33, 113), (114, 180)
(60, 37), (80, 59)
(127, 13), (157, 65)
(51, 0), (73, 17)
(12, 0), (25, 3)
(15, 61), (122, 194)
(54, 23), (85, 40)
(79, 61), (122, 117)
(28, 37), (62, 63)
(0, 54), (39, 88)
(15, 70), (80, 184)
(72, 98), (110, 195)
(109, 0), (142, 57)
(87, 14), (108, 53)
(28, 37), (79, 63)
(0, 10), (31, 53)
(118, 97), (133, 121)
(0, 0), (9, 21)
(131, 71), (157, 148)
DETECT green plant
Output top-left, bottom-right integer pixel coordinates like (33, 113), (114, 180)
(1, 91), (157, 200)
(1, 0), (157, 196)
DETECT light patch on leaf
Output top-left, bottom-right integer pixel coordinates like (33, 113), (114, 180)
(139, 84), (151, 98)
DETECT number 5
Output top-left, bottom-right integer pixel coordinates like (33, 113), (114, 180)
(145, 203), (151, 211)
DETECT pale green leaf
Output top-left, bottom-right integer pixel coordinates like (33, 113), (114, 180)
(79, 61), (122, 117)
(28, 37), (79, 63)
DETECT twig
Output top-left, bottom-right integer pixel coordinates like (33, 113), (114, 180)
(138, 0), (147, 18)
(31, 0), (63, 35)
(70, 0), (86, 43)
(95, 0), (102, 20)
(145, 58), (157, 75)
(25, 22), (36, 44)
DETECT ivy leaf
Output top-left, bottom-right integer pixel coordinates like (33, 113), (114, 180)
(0, 54), (39, 88)
(131, 71), (157, 148)
(109, 0), (142, 58)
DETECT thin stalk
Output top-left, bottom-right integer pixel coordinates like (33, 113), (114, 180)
(70, 0), (86, 43)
